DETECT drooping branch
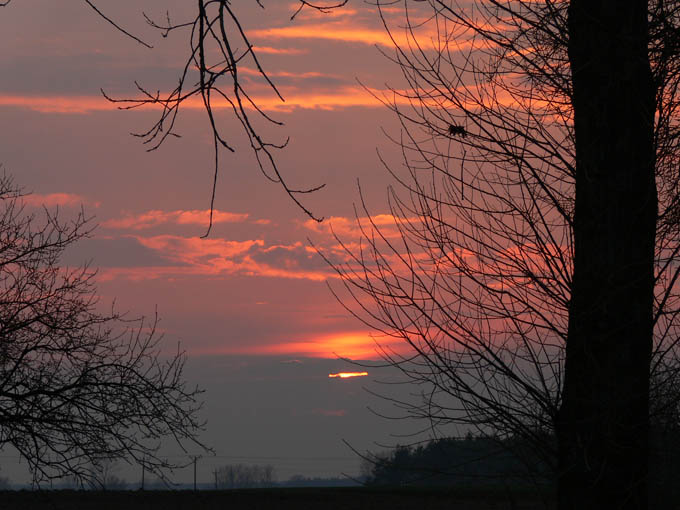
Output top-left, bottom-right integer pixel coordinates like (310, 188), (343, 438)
(86, 1), (349, 235)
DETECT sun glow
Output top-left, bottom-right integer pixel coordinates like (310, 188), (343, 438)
(328, 372), (368, 379)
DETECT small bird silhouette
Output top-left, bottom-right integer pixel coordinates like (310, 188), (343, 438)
(448, 124), (467, 138)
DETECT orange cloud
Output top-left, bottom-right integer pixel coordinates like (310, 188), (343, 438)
(251, 45), (308, 55)
(238, 67), (330, 79)
(227, 86), (403, 112)
(0, 94), (112, 113)
(251, 23), (398, 47)
(103, 209), (250, 230)
(135, 235), (261, 266)
(1, 84), (536, 115)
(250, 331), (385, 359)
(0, 86), (401, 114)
(250, 18), (476, 53)
(96, 235), (335, 282)
(303, 214), (415, 240)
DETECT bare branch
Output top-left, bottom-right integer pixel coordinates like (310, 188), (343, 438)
(0, 173), (210, 485)
(84, 1), (153, 49)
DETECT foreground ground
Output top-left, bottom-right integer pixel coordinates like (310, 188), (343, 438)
(0, 487), (554, 509)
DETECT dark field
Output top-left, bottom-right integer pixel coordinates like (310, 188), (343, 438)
(0, 487), (555, 510)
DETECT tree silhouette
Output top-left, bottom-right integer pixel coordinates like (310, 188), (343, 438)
(321, 1), (680, 507)
(0, 175), (207, 485)
(362, 435), (549, 489)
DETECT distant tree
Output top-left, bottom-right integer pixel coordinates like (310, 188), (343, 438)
(88, 459), (128, 491)
(144, 476), (171, 490)
(0, 174), (207, 485)
(0, 466), (10, 490)
(58, 473), (84, 490)
(213, 463), (276, 489)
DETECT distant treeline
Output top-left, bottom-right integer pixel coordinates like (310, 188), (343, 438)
(280, 475), (360, 488)
(362, 427), (680, 499)
(212, 465), (360, 489)
(213, 464), (275, 489)
(362, 434), (551, 489)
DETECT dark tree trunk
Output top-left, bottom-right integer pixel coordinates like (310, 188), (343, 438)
(559, 1), (657, 509)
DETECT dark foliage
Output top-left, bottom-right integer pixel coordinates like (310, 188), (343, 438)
(363, 435), (551, 489)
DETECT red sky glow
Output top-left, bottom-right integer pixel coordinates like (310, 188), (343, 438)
(0, 1), (429, 361)
(0, 0), (462, 483)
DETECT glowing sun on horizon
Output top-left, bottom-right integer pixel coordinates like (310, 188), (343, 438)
(328, 372), (368, 379)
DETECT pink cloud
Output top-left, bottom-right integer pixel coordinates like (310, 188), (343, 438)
(135, 235), (261, 266)
(96, 235), (336, 282)
(22, 192), (95, 208)
(102, 209), (250, 230)
(0, 94), (112, 113)
(303, 214), (412, 240)
(0, 86), (410, 114)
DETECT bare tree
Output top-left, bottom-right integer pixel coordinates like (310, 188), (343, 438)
(213, 463), (276, 489)
(321, 1), (680, 508)
(88, 459), (128, 491)
(0, 174), (207, 485)
(0, 466), (10, 489)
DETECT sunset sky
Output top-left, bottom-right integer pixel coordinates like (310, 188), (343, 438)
(0, 1), (444, 484)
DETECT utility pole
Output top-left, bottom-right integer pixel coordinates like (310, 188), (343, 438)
(190, 456), (199, 491)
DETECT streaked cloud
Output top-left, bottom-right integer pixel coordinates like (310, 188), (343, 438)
(94, 235), (335, 282)
(250, 16), (466, 52)
(251, 23), (399, 47)
(248, 331), (381, 359)
(93, 213), (413, 283)
(22, 192), (93, 208)
(261, 86), (394, 111)
(0, 94), (112, 113)
(102, 209), (250, 230)
(0, 85), (401, 113)
(303, 213), (413, 240)
(251, 45), (308, 55)
(136, 234), (261, 266)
